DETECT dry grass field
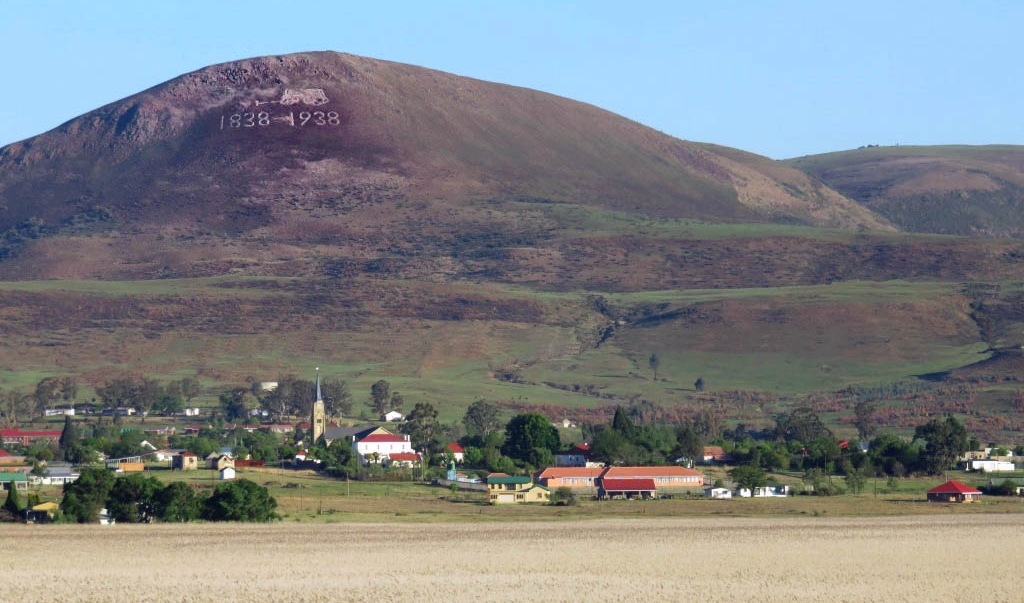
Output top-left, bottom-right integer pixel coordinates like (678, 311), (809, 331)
(4, 515), (1022, 602)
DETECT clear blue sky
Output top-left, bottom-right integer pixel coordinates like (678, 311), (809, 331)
(2, 1), (1021, 158)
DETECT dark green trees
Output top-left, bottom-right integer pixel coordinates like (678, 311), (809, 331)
(201, 479), (278, 522)
(502, 413), (560, 465)
(61, 468), (116, 523)
(914, 416), (969, 475)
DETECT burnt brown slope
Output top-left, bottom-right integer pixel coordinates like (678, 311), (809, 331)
(786, 145), (1024, 236)
(0, 51), (890, 279)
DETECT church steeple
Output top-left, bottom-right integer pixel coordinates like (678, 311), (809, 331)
(311, 367), (326, 444)
(315, 368), (323, 403)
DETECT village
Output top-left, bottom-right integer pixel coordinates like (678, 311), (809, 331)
(3, 376), (1021, 522)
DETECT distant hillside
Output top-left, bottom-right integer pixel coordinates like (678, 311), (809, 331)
(786, 145), (1024, 236)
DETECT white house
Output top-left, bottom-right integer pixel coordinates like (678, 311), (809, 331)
(737, 485), (790, 498)
(382, 411), (404, 422)
(219, 466), (236, 480)
(354, 428), (415, 465)
(706, 487), (732, 499)
(152, 449), (185, 463)
(967, 459), (1015, 473)
(30, 466), (79, 486)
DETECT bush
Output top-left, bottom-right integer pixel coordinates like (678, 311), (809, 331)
(550, 487), (578, 506)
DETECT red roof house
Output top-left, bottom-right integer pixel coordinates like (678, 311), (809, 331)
(387, 452), (423, 467)
(445, 443), (465, 463)
(599, 478), (658, 500)
(1, 429), (62, 446)
(927, 480), (982, 503)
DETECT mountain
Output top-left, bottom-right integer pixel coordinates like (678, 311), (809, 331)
(786, 145), (1024, 236)
(2, 52), (1024, 441)
(0, 51), (891, 280)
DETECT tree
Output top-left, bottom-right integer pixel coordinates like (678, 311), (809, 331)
(611, 406), (638, 441)
(774, 406), (832, 443)
(220, 387), (255, 422)
(590, 427), (629, 465)
(844, 466), (867, 494)
(58, 415), (79, 452)
(691, 410), (724, 440)
(0, 389), (34, 427)
(502, 413), (559, 463)
(674, 425), (704, 463)
(648, 352), (660, 381)
(694, 376), (706, 392)
(34, 376), (77, 413)
(155, 482), (203, 522)
(463, 399), (501, 437)
(729, 465), (766, 493)
(321, 377), (352, 418)
(4, 482), (23, 515)
(853, 400), (879, 441)
(802, 467), (826, 493)
(914, 415), (970, 475)
(107, 474), (163, 523)
(60, 467), (116, 523)
(179, 377), (201, 404)
(258, 375), (314, 421)
(403, 402), (440, 457)
(369, 380), (391, 415)
(550, 486), (577, 506)
(201, 479), (278, 522)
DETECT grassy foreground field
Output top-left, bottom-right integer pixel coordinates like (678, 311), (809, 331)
(4, 516), (1022, 602)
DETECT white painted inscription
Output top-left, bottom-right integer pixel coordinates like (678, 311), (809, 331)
(219, 88), (340, 131)
(219, 110), (340, 130)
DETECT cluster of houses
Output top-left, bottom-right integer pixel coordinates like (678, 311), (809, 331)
(960, 447), (1016, 473)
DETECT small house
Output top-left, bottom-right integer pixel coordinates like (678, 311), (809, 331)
(445, 443), (465, 463)
(927, 480), (982, 503)
(706, 487), (732, 499)
(486, 473), (550, 504)
(219, 466), (236, 480)
(386, 452), (422, 468)
(0, 472), (29, 492)
(382, 410), (404, 422)
(209, 454), (235, 471)
(736, 485), (789, 498)
(702, 446), (733, 465)
(172, 452), (199, 471)
(25, 501), (60, 523)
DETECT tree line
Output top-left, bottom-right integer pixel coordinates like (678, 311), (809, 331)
(59, 468), (276, 523)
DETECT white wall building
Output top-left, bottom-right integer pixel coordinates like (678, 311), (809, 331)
(968, 459), (1015, 473)
(354, 429), (415, 464)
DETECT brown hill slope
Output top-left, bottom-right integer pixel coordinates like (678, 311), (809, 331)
(0, 51), (889, 279)
(786, 145), (1024, 236)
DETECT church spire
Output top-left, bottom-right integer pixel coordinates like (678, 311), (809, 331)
(311, 367), (326, 444)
